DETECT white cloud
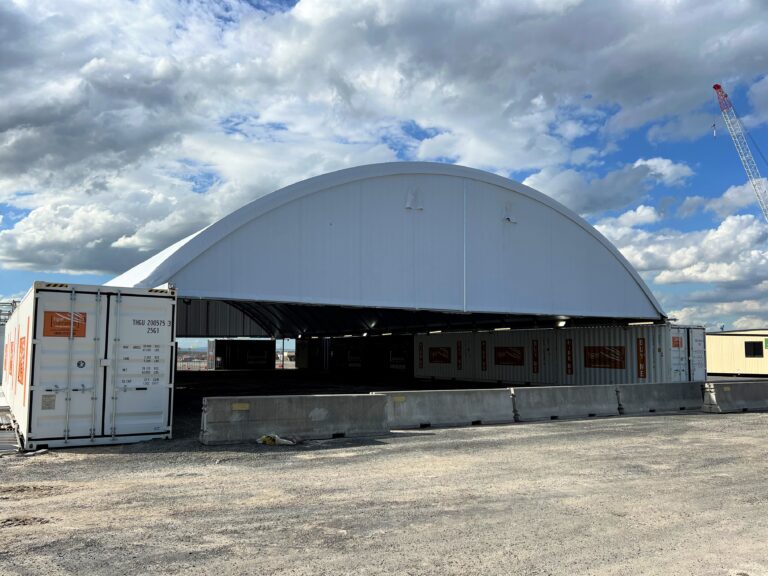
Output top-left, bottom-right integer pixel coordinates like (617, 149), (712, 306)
(742, 73), (768, 128)
(705, 181), (759, 218)
(732, 315), (768, 330)
(614, 204), (660, 227)
(596, 212), (768, 285)
(677, 195), (707, 218)
(524, 158), (692, 215)
(0, 0), (765, 279)
(633, 157), (693, 187)
(669, 302), (768, 332)
(678, 181), (760, 219)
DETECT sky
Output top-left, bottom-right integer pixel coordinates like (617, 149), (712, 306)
(1, 0), (768, 331)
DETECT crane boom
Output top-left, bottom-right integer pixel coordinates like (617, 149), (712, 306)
(713, 83), (768, 222)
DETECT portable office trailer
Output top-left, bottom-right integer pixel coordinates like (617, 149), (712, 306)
(206, 339), (276, 370)
(1, 282), (176, 450)
(414, 324), (706, 385)
(706, 329), (768, 376)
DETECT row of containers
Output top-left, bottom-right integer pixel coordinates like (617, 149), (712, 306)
(297, 323), (707, 385)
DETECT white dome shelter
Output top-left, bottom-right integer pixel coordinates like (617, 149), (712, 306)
(109, 162), (665, 337)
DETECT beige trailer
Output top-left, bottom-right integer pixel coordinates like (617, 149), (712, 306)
(706, 329), (768, 376)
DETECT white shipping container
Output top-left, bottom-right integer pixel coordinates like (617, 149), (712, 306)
(414, 324), (706, 386)
(0, 323), (4, 384)
(1, 282), (176, 450)
(414, 332), (475, 380)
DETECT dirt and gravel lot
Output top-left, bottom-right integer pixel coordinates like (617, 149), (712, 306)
(2, 410), (767, 576)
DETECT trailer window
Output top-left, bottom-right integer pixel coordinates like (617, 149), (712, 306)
(744, 341), (764, 358)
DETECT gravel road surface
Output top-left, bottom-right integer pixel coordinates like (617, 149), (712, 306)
(2, 413), (767, 575)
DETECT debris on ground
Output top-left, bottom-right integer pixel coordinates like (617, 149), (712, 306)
(256, 434), (300, 446)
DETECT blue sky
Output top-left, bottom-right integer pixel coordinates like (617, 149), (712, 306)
(1, 0), (768, 330)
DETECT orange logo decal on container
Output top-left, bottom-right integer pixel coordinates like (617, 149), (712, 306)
(17, 336), (26, 385)
(672, 336), (683, 348)
(43, 312), (87, 337)
(21, 317), (29, 406)
(584, 346), (626, 369)
(494, 346), (524, 366)
(429, 347), (452, 364)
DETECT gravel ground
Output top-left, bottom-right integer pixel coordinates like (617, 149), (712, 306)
(2, 412), (767, 576)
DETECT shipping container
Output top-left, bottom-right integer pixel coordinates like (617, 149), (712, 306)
(329, 337), (364, 371)
(1, 282), (176, 450)
(206, 339), (276, 370)
(363, 334), (414, 376)
(0, 323), (5, 383)
(706, 329), (768, 376)
(296, 335), (414, 377)
(414, 324), (705, 386)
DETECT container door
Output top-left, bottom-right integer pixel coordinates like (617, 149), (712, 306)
(670, 326), (689, 382)
(537, 332), (558, 385)
(688, 328), (707, 381)
(30, 290), (108, 440)
(103, 293), (174, 438)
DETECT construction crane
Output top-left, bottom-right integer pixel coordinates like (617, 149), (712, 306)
(713, 83), (768, 222)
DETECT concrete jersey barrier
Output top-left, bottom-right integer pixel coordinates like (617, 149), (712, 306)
(376, 389), (515, 429)
(702, 381), (768, 413)
(616, 382), (704, 415)
(200, 394), (389, 445)
(512, 385), (619, 422)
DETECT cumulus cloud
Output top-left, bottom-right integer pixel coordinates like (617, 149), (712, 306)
(633, 158), (693, 187)
(0, 0), (766, 280)
(678, 181), (760, 219)
(596, 212), (768, 285)
(523, 158), (692, 215)
(670, 301), (768, 332)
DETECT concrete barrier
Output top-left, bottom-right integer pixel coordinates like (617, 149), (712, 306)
(512, 385), (619, 422)
(616, 382), (703, 415)
(375, 389), (515, 429)
(702, 381), (768, 413)
(200, 394), (389, 445)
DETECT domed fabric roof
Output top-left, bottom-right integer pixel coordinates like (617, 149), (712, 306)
(109, 162), (664, 335)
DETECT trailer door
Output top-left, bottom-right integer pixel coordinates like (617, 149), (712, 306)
(103, 293), (174, 438)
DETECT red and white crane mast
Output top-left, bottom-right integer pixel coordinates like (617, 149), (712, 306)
(713, 83), (768, 222)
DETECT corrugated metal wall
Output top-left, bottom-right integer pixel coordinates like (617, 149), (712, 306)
(176, 299), (268, 337)
(415, 325), (703, 385)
